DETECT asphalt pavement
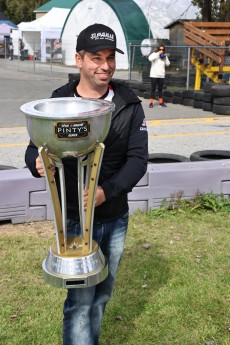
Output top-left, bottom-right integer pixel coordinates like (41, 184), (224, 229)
(0, 59), (230, 168)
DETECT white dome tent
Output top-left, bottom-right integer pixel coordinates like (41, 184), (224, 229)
(18, 0), (198, 67)
(61, 0), (151, 69)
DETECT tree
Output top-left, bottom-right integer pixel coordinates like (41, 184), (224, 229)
(1, 0), (47, 24)
(0, 0), (7, 13)
(192, 0), (230, 21)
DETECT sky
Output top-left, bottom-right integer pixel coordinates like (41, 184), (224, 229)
(134, 0), (199, 38)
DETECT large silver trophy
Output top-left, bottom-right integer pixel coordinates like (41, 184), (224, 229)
(21, 97), (114, 289)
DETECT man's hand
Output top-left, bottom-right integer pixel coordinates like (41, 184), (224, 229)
(84, 186), (106, 209)
(36, 156), (55, 177)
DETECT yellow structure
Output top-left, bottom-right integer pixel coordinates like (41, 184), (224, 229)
(184, 22), (230, 90)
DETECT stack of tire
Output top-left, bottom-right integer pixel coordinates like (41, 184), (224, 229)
(162, 90), (174, 103)
(202, 83), (215, 112)
(193, 90), (204, 109)
(172, 90), (183, 104)
(165, 74), (187, 88)
(212, 85), (230, 116)
(182, 90), (194, 107)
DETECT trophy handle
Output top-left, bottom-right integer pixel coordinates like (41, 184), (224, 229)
(39, 146), (65, 254)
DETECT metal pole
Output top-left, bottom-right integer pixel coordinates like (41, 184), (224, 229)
(33, 40), (36, 73)
(186, 47), (191, 90)
(50, 39), (53, 76)
(128, 43), (131, 80)
(4, 37), (7, 66)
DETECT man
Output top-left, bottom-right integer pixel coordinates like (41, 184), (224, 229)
(25, 23), (148, 345)
(8, 39), (14, 60)
(148, 44), (170, 108)
(19, 39), (25, 61)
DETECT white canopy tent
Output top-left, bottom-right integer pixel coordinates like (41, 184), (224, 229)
(0, 23), (15, 36)
(18, 7), (70, 61)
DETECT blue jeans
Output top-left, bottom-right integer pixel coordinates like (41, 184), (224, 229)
(63, 212), (129, 345)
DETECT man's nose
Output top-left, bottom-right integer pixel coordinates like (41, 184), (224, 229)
(100, 60), (110, 69)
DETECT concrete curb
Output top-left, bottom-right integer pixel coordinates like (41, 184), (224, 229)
(1, 160), (230, 224)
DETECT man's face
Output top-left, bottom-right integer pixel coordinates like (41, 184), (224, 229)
(75, 49), (116, 89)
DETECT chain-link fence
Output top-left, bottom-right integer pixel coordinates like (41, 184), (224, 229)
(129, 44), (230, 88)
(1, 38), (229, 88)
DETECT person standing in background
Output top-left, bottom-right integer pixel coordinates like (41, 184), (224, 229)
(19, 39), (25, 61)
(148, 44), (170, 108)
(8, 40), (14, 60)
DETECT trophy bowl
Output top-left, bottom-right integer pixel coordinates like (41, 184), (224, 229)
(20, 97), (114, 158)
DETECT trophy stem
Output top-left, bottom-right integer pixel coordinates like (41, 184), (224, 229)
(57, 162), (67, 241)
(78, 157), (86, 239)
(39, 147), (65, 254)
(83, 143), (104, 254)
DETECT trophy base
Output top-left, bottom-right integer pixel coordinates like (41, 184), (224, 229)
(42, 239), (108, 289)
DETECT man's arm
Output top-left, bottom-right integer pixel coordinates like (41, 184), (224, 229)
(101, 103), (148, 201)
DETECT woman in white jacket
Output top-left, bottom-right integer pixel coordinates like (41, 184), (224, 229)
(148, 44), (170, 107)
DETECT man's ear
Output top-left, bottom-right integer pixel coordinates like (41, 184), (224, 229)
(75, 53), (82, 68)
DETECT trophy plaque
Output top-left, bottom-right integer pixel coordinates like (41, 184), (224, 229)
(21, 97), (115, 289)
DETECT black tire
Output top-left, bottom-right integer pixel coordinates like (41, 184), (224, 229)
(213, 104), (230, 115)
(203, 92), (213, 102)
(143, 91), (150, 99)
(148, 153), (190, 163)
(0, 165), (17, 170)
(163, 97), (173, 103)
(211, 85), (230, 97)
(203, 82), (216, 92)
(172, 96), (183, 104)
(190, 150), (230, 161)
(193, 100), (203, 108)
(213, 97), (230, 105)
(182, 90), (195, 99)
(173, 90), (183, 97)
(194, 91), (204, 100)
(202, 102), (213, 111)
(139, 83), (150, 92)
(128, 81), (140, 89)
(183, 98), (194, 107)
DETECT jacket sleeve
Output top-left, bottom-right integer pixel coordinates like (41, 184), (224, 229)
(25, 140), (40, 178)
(148, 52), (158, 62)
(101, 103), (148, 201)
(165, 56), (170, 67)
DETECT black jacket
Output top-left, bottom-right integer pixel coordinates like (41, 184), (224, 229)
(25, 80), (148, 222)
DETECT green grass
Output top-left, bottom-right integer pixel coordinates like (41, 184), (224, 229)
(0, 195), (230, 345)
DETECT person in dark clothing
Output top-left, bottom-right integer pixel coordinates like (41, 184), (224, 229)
(8, 40), (14, 60)
(19, 39), (25, 60)
(25, 23), (148, 345)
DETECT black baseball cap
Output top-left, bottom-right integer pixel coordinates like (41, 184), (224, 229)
(76, 23), (124, 54)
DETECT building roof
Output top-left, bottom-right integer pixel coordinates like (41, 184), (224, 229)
(0, 20), (17, 28)
(0, 11), (17, 28)
(164, 19), (193, 29)
(35, 0), (77, 12)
